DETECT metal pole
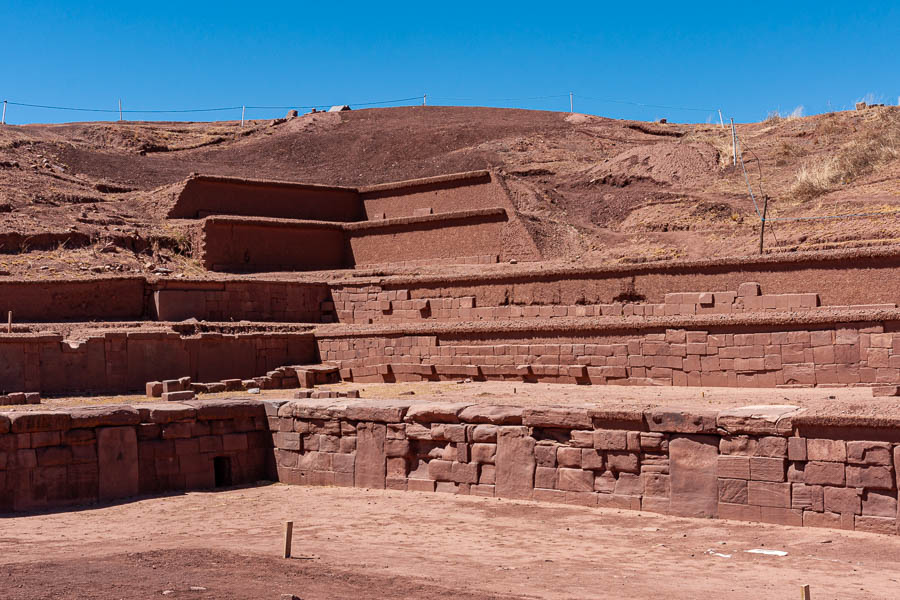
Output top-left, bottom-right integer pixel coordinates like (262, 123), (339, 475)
(570, 92), (574, 113)
(731, 118), (737, 166)
(718, 109), (724, 128)
(118, 99), (123, 122)
(241, 105), (245, 127)
(423, 93), (427, 106)
(1, 100), (6, 125)
(759, 195), (769, 254)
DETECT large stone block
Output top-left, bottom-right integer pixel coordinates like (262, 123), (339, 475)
(354, 422), (386, 489)
(495, 427), (535, 500)
(645, 409), (717, 434)
(97, 426), (139, 501)
(669, 435), (719, 518)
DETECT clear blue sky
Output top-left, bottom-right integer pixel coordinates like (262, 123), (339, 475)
(2, 1), (898, 125)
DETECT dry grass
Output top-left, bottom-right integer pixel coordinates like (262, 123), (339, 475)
(792, 110), (900, 200)
(682, 129), (734, 168)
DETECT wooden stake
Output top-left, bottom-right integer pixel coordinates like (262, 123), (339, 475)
(283, 520), (293, 558)
(800, 584), (811, 600)
(7, 311), (11, 334)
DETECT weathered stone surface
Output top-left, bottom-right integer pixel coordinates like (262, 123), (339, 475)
(343, 400), (409, 423)
(522, 406), (591, 429)
(186, 398), (265, 420)
(97, 426), (139, 501)
(355, 422), (386, 489)
(645, 408), (717, 434)
(846, 441), (892, 466)
(68, 406), (140, 428)
(405, 403), (471, 423)
(495, 426), (535, 500)
(137, 403), (198, 424)
(717, 405), (800, 435)
(8, 411), (71, 433)
(669, 435), (719, 518)
(457, 404), (523, 425)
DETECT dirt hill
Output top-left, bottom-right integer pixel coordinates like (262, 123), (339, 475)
(0, 105), (898, 277)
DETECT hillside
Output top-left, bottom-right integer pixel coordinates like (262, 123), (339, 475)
(0, 105), (898, 277)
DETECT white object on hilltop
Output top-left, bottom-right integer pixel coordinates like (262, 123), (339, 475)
(328, 105), (351, 112)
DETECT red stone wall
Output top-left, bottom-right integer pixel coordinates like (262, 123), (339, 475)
(152, 280), (332, 322)
(0, 278), (146, 322)
(272, 399), (900, 535)
(346, 209), (509, 267)
(359, 171), (502, 219)
(0, 331), (316, 395)
(199, 218), (347, 272)
(167, 176), (362, 221)
(0, 400), (270, 512)
(316, 321), (900, 388)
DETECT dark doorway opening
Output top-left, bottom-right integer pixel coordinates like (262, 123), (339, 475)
(214, 456), (233, 487)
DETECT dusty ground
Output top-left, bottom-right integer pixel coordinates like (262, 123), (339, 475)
(1, 105), (899, 277)
(2, 484), (900, 599)
(6, 380), (895, 420)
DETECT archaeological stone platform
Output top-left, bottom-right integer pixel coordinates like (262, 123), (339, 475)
(4, 396), (900, 539)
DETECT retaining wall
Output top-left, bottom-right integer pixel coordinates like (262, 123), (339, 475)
(272, 398), (900, 535)
(5, 396), (900, 538)
(346, 209), (509, 267)
(331, 248), (900, 323)
(359, 171), (503, 218)
(0, 400), (270, 512)
(199, 218), (347, 272)
(0, 331), (317, 395)
(166, 176), (362, 221)
(0, 278), (146, 322)
(152, 280), (332, 322)
(316, 316), (900, 388)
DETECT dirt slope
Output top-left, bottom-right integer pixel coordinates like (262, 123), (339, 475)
(0, 105), (898, 277)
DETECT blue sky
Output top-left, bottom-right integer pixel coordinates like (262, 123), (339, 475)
(2, 1), (898, 124)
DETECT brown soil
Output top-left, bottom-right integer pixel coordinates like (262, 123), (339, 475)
(3, 484), (899, 599)
(8, 381), (895, 423)
(1, 106), (899, 277)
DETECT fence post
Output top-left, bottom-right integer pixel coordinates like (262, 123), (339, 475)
(241, 105), (245, 127)
(759, 195), (769, 254)
(570, 92), (574, 113)
(118, 99), (123, 122)
(731, 118), (737, 166)
(718, 109), (724, 128)
(1, 100), (6, 125)
(423, 93), (427, 106)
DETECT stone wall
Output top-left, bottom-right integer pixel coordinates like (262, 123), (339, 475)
(317, 319), (900, 388)
(5, 396), (900, 537)
(166, 175), (362, 221)
(0, 400), (270, 512)
(271, 399), (900, 535)
(152, 280), (332, 323)
(0, 331), (317, 395)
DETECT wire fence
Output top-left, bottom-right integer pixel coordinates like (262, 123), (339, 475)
(0, 91), (725, 126)
(2, 91), (897, 238)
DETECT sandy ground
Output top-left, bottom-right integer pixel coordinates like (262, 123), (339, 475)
(7, 379), (890, 415)
(2, 484), (900, 599)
